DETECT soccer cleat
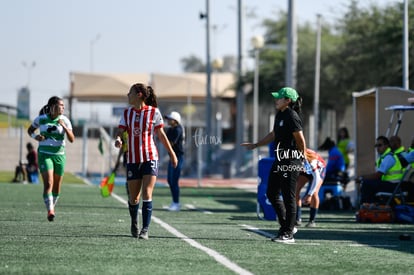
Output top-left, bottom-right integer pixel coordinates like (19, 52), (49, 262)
(167, 202), (181, 212)
(131, 220), (138, 238)
(47, 210), (55, 222)
(305, 221), (316, 227)
(295, 219), (302, 226)
(274, 234), (295, 243)
(293, 226), (298, 235)
(139, 229), (149, 240)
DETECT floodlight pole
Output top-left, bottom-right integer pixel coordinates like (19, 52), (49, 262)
(199, 1), (213, 175)
(90, 34), (100, 72)
(286, 0), (297, 88)
(403, 0), (409, 89)
(200, 0), (213, 174)
(251, 35), (264, 177)
(22, 61), (36, 88)
(312, 14), (322, 150)
(235, 0), (244, 174)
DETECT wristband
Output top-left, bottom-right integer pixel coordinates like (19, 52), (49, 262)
(31, 133), (38, 139)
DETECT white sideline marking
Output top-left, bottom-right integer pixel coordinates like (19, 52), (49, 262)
(349, 244), (398, 248)
(111, 192), (253, 275)
(240, 224), (274, 238)
(185, 203), (213, 214)
(184, 203), (196, 210)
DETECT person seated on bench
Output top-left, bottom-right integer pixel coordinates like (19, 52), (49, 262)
(404, 136), (414, 169)
(390, 135), (409, 169)
(318, 137), (347, 186)
(337, 127), (355, 171)
(12, 142), (38, 183)
(404, 150), (414, 165)
(357, 136), (405, 204)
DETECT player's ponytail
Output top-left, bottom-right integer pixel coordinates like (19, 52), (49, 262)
(291, 96), (303, 118)
(145, 86), (158, 107)
(39, 96), (62, 115)
(131, 83), (158, 107)
(39, 105), (49, 115)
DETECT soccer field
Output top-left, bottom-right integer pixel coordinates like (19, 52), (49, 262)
(1, 181), (413, 275)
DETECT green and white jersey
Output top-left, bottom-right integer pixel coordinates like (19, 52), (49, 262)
(32, 114), (72, 155)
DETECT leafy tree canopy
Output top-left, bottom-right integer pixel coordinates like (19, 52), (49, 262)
(181, 0), (414, 122)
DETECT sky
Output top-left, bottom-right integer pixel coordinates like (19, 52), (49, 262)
(0, 0), (392, 123)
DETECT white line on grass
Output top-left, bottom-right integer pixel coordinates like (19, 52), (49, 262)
(349, 244), (398, 248)
(240, 224), (274, 238)
(184, 204), (197, 210)
(111, 192), (253, 275)
(184, 203), (213, 214)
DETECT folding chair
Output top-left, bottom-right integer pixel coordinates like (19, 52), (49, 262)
(375, 167), (414, 207)
(386, 167), (414, 223)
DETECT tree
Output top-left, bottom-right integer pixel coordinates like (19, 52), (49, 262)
(243, 0), (414, 124)
(180, 0), (414, 140)
(244, 11), (343, 117)
(180, 55), (205, 72)
(180, 54), (237, 73)
(332, 0), (413, 93)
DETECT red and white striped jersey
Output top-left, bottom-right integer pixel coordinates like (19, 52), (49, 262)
(307, 149), (326, 171)
(118, 106), (164, 163)
(305, 148), (327, 196)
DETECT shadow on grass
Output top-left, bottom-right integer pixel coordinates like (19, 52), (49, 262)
(248, 211), (414, 255)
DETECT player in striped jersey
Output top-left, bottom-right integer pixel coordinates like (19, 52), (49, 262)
(27, 96), (75, 221)
(115, 83), (177, 239)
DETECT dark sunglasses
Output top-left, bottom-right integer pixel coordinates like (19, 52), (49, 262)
(374, 143), (385, 148)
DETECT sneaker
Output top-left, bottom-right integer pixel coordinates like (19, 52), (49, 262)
(305, 221), (316, 227)
(274, 234), (295, 243)
(139, 229), (149, 240)
(131, 220), (138, 238)
(167, 202), (181, 212)
(293, 226), (298, 235)
(295, 219), (302, 226)
(47, 210), (55, 222)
